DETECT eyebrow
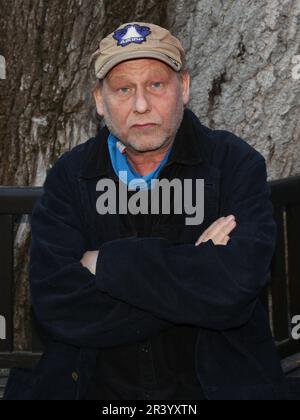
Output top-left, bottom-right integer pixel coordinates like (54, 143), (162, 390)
(108, 70), (171, 85)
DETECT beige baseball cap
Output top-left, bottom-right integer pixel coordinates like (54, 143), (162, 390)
(90, 22), (185, 80)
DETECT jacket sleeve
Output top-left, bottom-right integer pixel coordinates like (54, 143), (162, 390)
(29, 154), (173, 349)
(95, 156), (277, 331)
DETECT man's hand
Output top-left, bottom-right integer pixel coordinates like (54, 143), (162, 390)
(195, 215), (237, 246)
(80, 217), (236, 271)
(80, 251), (99, 275)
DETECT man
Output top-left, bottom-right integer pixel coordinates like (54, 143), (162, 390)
(5, 22), (288, 400)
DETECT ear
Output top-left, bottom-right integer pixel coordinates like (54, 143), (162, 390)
(93, 83), (104, 116)
(181, 71), (190, 105)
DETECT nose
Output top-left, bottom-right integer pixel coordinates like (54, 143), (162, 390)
(133, 87), (151, 114)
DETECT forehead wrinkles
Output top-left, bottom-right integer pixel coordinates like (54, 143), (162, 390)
(107, 62), (173, 85)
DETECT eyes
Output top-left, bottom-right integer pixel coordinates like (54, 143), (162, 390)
(119, 87), (130, 94)
(117, 82), (164, 95)
(152, 82), (163, 89)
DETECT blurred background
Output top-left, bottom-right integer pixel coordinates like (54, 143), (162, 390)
(0, 0), (299, 353)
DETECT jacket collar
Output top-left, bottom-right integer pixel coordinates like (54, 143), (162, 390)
(80, 108), (204, 180)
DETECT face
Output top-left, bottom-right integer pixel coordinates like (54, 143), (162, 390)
(93, 58), (190, 153)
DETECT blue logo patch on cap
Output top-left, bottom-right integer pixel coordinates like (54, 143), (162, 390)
(113, 24), (151, 47)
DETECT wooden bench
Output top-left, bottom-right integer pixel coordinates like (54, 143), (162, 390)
(0, 178), (300, 398)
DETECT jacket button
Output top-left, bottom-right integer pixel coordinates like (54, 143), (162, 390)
(72, 372), (79, 383)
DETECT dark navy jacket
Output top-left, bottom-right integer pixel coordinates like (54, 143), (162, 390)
(5, 109), (290, 400)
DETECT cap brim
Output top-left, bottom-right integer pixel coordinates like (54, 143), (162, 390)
(96, 50), (182, 79)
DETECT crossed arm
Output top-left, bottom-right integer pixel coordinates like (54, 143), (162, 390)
(30, 152), (276, 348)
(78, 156), (276, 329)
(81, 215), (238, 274)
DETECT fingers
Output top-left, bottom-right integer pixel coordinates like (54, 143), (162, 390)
(210, 235), (231, 246)
(80, 251), (99, 275)
(212, 218), (236, 245)
(195, 217), (226, 245)
(80, 251), (98, 267)
(195, 215), (236, 246)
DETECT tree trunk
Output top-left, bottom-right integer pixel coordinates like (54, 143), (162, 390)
(0, 0), (169, 350)
(166, 0), (300, 179)
(0, 0), (299, 350)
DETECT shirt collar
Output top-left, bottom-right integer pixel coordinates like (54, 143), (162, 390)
(80, 108), (204, 180)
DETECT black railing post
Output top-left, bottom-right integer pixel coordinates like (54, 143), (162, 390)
(0, 215), (14, 352)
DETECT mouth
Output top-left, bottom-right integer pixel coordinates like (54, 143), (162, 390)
(131, 123), (158, 129)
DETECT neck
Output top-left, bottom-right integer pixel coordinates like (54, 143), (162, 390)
(126, 140), (174, 177)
